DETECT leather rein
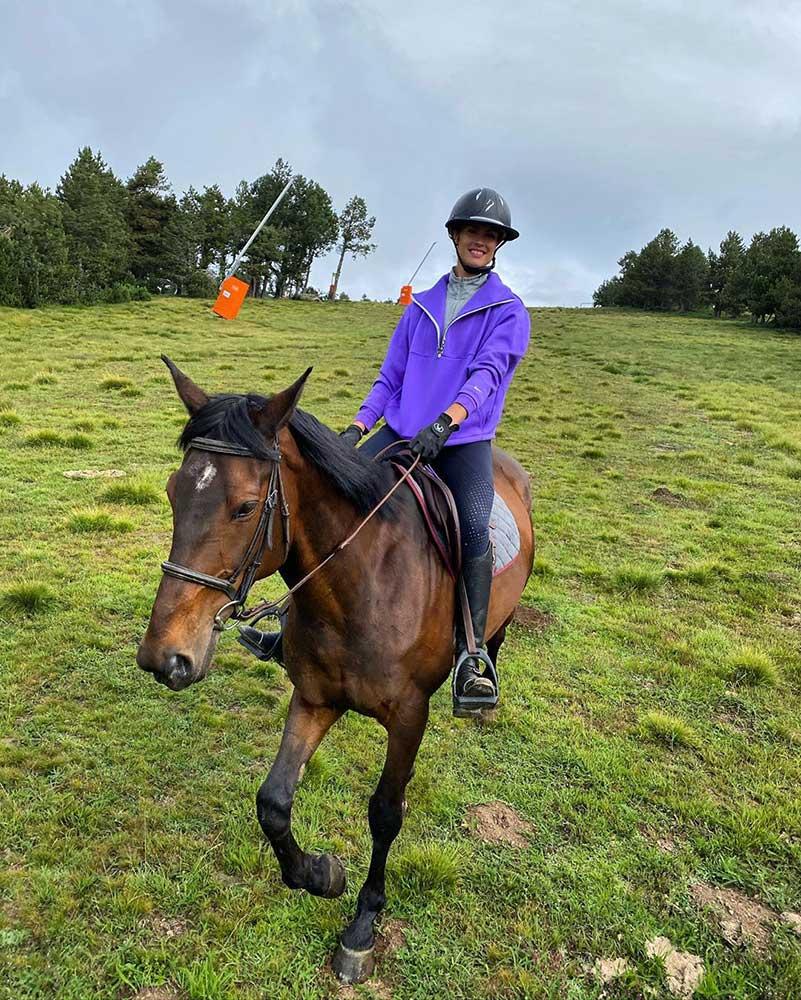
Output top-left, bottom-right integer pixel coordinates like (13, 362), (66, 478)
(160, 434), (419, 632)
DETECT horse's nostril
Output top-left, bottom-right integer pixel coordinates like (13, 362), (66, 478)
(167, 652), (193, 681)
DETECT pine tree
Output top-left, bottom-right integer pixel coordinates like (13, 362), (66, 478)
(329, 196), (376, 300)
(57, 147), (131, 297)
(126, 157), (179, 288)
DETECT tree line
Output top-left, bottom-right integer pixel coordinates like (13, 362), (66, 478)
(0, 149), (376, 308)
(593, 226), (801, 330)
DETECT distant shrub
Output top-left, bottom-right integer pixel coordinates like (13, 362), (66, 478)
(120, 387), (142, 398)
(103, 282), (150, 303)
(34, 371), (58, 385)
(185, 270), (217, 298)
(0, 409), (21, 426)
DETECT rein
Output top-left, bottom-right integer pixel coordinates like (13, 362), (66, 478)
(160, 434), (420, 631)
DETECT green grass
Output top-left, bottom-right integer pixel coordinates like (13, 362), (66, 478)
(99, 375), (135, 390)
(0, 582), (57, 616)
(724, 647), (779, 687)
(67, 508), (134, 534)
(1, 298), (801, 999)
(100, 479), (161, 506)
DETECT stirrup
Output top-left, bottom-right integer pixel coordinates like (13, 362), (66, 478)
(452, 647), (499, 718)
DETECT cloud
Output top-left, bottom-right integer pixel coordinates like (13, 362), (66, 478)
(2, 1), (799, 304)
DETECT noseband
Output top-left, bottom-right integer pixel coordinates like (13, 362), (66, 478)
(160, 436), (290, 630)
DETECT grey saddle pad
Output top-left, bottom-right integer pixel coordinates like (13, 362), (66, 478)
(490, 491), (520, 576)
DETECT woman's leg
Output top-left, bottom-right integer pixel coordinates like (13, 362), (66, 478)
(435, 440), (495, 559)
(434, 440), (498, 715)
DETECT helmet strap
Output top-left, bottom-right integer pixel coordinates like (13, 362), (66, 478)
(450, 232), (506, 275)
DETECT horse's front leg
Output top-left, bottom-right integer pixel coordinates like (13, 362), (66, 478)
(333, 696), (429, 983)
(257, 690), (345, 898)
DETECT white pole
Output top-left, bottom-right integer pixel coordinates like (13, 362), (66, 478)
(407, 240), (437, 286)
(226, 176), (295, 280)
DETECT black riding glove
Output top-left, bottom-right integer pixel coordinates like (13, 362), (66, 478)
(410, 413), (455, 461)
(339, 424), (364, 448)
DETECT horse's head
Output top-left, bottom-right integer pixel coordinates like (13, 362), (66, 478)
(136, 357), (310, 691)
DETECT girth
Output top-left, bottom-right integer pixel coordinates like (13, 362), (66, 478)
(160, 436), (290, 626)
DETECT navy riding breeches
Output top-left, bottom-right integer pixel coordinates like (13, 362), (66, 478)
(359, 424), (494, 559)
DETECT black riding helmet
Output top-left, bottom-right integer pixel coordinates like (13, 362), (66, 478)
(446, 187), (519, 274)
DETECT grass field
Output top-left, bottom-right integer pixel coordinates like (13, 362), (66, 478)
(1, 297), (800, 1000)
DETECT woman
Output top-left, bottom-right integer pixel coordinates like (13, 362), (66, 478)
(240, 188), (530, 716)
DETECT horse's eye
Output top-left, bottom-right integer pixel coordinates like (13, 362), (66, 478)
(233, 500), (258, 520)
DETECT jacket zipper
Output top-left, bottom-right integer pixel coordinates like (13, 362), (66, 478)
(436, 298), (514, 357)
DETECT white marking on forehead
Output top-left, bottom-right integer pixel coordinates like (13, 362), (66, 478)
(194, 460), (217, 492)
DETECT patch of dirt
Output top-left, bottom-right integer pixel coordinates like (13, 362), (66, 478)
(143, 914), (188, 939)
(650, 486), (693, 507)
(593, 956), (630, 983)
(690, 882), (776, 955)
(513, 605), (554, 631)
(657, 835), (678, 854)
(646, 936), (704, 998)
(63, 468), (126, 479)
(375, 917), (409, 958)
(464, 801), (533, 849)
(129, 989), (182, 1000)
(334, 979), (392, 999)
(781, 911), (801, 936)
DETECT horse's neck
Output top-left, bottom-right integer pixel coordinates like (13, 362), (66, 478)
(276, 442), (384, 611)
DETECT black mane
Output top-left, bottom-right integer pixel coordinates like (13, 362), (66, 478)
(178, 393), (400, 519)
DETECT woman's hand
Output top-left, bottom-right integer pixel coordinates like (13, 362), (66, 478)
(410, 413), (455, 461)
(339, 424), (364, 447)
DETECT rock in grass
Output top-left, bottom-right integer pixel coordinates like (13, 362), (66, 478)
(64, 469), (126, 479)
(67, 508), (134, 534)
(645, 936), (704, 998)
(0, 582), (57, 616)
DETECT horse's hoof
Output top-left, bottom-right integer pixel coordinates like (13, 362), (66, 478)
(308, 852), (346, 898)
(332, 942), (375, 983)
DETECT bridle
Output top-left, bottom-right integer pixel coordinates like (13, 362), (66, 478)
(161, 436), (290, 631)
(159, 433), (420, 633)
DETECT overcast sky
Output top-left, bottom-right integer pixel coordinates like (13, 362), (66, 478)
(2, 1), (799, 304)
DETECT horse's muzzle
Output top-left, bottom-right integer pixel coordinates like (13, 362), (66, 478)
(137, 645), (196, 691)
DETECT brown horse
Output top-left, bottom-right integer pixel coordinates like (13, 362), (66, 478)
(137, 358), (534, 983)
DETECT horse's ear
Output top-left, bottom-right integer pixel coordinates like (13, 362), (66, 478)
(162, 355), (209, 414)
(250, 367), (312, 435)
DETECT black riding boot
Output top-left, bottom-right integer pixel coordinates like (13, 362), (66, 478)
(237, 608), (287, 666)
(452, 542), (497, 717)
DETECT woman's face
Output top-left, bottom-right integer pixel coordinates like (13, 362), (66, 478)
(455, 223), (501, 270)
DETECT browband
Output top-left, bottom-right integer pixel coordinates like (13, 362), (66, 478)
(189, 436), (281, 461)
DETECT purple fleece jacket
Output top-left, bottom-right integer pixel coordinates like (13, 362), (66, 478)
(355, 271), (531, 445)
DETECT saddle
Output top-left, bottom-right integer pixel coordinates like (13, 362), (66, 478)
(374, 442), (462, 580)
